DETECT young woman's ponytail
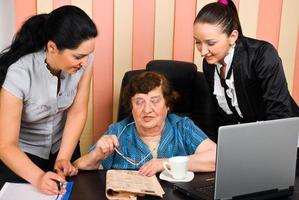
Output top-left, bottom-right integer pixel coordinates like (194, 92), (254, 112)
(194, 0), (243, 38)
(0, 14), (48, 86)
(217, 0), (243, 36)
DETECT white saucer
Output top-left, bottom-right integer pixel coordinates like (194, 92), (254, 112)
(159, 170), (194, 183)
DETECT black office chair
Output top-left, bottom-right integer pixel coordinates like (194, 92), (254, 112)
(117, 69), (146, 121)
(146, 60), (217, 141)
(290, 97), (299, 117)
(117, 60), (218, 141)
(146, 60), (198, 117)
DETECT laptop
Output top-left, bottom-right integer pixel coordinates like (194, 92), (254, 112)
(174, 117), (299, 200)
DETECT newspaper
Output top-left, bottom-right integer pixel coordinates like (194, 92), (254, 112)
(105, 170), (165, 200)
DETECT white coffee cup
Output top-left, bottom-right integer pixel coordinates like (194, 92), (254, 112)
(163, 156), (189, 180)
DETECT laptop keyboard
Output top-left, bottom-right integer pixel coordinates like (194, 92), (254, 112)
(174, 173), (215, 200)
(189, 177), (215, 199)
(196, 179), (215, 188)
(196, 185), (215, 198)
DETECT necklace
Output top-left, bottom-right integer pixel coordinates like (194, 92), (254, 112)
(141, 136), (161, 159)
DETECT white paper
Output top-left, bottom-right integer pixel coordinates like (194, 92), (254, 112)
(0, 183), (62, 200)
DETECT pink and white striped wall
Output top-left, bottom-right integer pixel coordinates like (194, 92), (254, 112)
(5, 0), (299, 152)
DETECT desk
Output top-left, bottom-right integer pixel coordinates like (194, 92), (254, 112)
(69, 169), (299, 200)
(0, 170), (298, 199)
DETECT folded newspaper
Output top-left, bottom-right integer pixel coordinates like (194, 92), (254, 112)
(105, 170), (165, 200)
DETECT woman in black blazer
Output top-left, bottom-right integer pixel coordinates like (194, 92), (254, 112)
(193, 0), (298, 131)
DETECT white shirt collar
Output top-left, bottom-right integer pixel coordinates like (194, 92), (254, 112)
(215, 43), (235, 77)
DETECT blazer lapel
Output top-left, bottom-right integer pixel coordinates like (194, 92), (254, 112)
(203, 59), (216, 93)
(232, 39), (254, 121)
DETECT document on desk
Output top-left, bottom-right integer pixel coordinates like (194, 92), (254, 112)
(0, 182), (65, 200)
(106, 170), (165, 200)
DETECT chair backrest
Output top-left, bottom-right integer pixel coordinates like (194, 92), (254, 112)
(146, 60), (198, 116)
(117, 69), (146, 121)
(290, 96), (299, 117)
(117, 60), (217, 141)
(191, 71), (218, 140)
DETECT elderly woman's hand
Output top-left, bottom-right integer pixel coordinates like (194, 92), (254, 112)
(138, 158), (168, 176)
(95, 135), (119, 159)
(73, 135), (119, 170)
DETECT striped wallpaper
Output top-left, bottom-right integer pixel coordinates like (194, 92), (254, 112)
(1, 0), (298, 153)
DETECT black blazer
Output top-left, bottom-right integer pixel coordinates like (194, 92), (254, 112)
(203, 36), (296, 128)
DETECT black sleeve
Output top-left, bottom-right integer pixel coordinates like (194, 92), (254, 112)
(254, 42), (292, 119)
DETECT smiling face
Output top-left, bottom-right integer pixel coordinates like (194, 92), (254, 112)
(131, 86), (169, 134)
(46, 38), (95, 74)
(193, 22), (238, 65)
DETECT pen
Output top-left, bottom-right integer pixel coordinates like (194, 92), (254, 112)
(54, 180), (62, 200)
(53, 169), (62, 199)
(55, 193), (60, 200)
(55, 180), (62, 191)
(53, 169), (62, 191)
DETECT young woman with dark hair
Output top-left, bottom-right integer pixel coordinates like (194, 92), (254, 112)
(0, 5), (97, 195)
(193, 0), (298, 135)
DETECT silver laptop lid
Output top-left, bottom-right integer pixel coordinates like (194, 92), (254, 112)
(214, 117), (299, 200)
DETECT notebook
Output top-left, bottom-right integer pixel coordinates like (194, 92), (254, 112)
(174, 117), (299, 200)
(0, 182), (73, 200)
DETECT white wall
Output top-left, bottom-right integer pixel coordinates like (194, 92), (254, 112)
(0, 0), (15, 51)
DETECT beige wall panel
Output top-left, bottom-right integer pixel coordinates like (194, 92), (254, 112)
(278, 0), (299, 92)
(80, 82), (94, 154)
(71, 0), (92, 18)
(154, 0), (174, 60)
(71, 0), (94, 154)
(193, 0), (214, 71)
(37, 0), (53, 14)
(238, 0), (259, 38)
(113, 0), (133, 121)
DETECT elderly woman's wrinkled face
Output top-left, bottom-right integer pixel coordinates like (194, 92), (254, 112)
(131, 86), (169, 132)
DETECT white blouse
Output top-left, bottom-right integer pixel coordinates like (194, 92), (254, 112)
(213, 44), (243, 118)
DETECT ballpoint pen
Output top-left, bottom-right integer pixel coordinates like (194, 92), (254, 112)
(53, 169), (62, 200)
(56, 180), (61, 191)
(55, 180), (62, 200)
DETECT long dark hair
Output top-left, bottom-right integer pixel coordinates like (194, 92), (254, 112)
(194, 0), (243, 37)
(0, 5), (97, 86)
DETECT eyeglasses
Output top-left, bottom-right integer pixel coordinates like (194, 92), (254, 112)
(132, 96), (163, 112)
(114, 122), (154, 166)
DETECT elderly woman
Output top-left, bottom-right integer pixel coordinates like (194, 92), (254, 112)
(74, 71), (216, 176)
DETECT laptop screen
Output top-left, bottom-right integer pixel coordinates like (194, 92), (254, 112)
(215, 117), (299, 199)
(174, 117), (299, 200)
